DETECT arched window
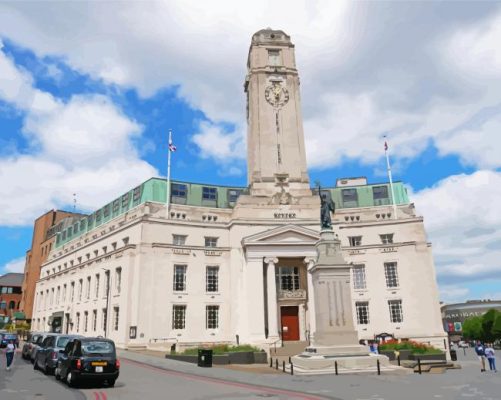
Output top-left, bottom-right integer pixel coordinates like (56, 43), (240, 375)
(9, 301), (16, 310)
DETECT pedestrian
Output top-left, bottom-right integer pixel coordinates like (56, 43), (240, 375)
(5, 339), (15, 371)
(474, 341), (486, 372)
(484, 344), (497, 372)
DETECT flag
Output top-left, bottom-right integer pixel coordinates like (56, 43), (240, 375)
(169, 142), (177, 152)
(384, 141), (388, 151)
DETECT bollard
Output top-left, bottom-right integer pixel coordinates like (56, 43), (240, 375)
(417, 358), (422, 375)
(397, 355), (401, 366)
(291, 363), (294, 375)
(463, 347), (466, 356)
(275, 359), (278, 370)
(283, 360), (285, 372)
(377, 359), (381, 375)
(335, 360), (338, 375)
(269, 357), (273, 367)
(288, 356), (291, 364)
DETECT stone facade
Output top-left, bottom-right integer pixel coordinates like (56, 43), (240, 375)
(30, 29), (447, 353)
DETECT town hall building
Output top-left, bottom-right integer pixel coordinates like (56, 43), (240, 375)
(30, 29), (447, 353)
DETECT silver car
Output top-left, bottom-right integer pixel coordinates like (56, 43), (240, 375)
(22, 332), (43, 360)
(34, 334), (81, 375)
(30, 333), (59, 363)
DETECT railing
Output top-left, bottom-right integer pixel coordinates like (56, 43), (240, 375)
(271, 336), (283, 354)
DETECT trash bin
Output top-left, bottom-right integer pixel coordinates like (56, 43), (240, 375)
(198, 349), (213, 367)
(450, 349), (457, 361)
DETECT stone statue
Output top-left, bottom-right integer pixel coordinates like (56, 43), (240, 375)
(318, 185), (335, 230)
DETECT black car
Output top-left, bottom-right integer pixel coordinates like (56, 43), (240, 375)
(56, 337), (119, 387)
(34, 334), (80, 375)
(0, 333), (19, 348)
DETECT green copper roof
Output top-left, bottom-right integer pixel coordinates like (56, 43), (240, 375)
(55, 177), (409, 249)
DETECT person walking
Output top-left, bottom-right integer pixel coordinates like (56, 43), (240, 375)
(5, 339), (15, 370)
(484, 344), (497, 372)
(474, 341), (486, 372)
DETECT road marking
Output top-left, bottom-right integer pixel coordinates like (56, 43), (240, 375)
(121, 358), (330, 400)
(101, 391), (107, 400)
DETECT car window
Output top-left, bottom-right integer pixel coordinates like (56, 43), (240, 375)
(64, 340), (74, 354)
(36, 336), (44, 345)
(31, 335), (40, 343)
(81, 341), (114, 354)
(42, 337), (51, 347)
(56, 337), (71, 348)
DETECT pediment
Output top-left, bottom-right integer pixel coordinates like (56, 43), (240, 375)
(242, 224), (319, 246)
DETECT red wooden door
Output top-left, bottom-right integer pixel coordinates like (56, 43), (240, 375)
(281, 306), (299, 341)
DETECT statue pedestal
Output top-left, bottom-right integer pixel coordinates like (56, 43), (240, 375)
(291, 230), (399, 374)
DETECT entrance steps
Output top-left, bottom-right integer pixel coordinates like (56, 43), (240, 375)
(270, 340), (308, 357)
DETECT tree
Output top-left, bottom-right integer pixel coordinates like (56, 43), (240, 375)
(492, 312), (501, 340)
(462, 315), (484, 340)
(481, 309), (498, 342)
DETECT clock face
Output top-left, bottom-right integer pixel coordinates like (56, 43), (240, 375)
(265, 82), (289, 108)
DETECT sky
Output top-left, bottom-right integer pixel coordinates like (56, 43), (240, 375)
(0, 1), (500, 304)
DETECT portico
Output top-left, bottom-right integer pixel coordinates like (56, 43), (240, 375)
(242, 225), (319, 344)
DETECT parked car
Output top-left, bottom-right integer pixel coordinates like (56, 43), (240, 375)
(22, 332), (43, 359)
(34, 334), (80, 375)
(458, 341), (469, 348)
(56, 337), (119, 387)
(0, 333), (19, 348)
(30, 333), (58, 363)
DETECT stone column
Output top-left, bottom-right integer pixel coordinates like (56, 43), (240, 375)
(264, 257), (279, 340)
(304, 257), (316, 344)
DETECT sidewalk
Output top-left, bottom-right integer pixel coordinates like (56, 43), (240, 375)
(119, 348), (501, 400)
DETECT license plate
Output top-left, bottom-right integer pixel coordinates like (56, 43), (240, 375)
(95, 366), (103, 373)
(91, 361), (107, 366)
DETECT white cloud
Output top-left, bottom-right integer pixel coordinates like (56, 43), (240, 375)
(439, 285), (470, 304)
(2, 257), (25, 273)
(414, 170), (501, 285)
(191, 121), (246, 163)
(0, 43), (157, 226)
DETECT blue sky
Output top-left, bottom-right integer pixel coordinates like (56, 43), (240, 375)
(0, 1), (500, 304)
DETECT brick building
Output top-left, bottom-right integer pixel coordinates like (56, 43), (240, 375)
(0, 273), (24, 325)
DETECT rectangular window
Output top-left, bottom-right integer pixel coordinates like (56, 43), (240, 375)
(112, 199), (120, 213)
(86, 276), (91, 299)
(352, 265), (366, 290)
(228, 189), (241, 203)
(202, 187), (217, 201)
(173, 265), (187, 292)
(384, 262), (399, 288)
(68, 226), (72, 236)
(342, 188), (358, 207)
(78, 279), (83, 301)
(113, 307), (119, 331)
(95, 210), (102, 224)
(95, 274), (100, 298)
(132, 185), (142, 203)
(76, 312), (80, 333)
(205, 237), (218, 248)
(62, 284), (67, 303)
(173, 234), (187, 246)
(121, 193), (130, 208)
(206, 266), (219, 292)
(380, 234), (394, 244)
(172, 305), (186, 329)
(103, 204), (110, 218)
(356, 301), (370, 324)
(70, 282), (75, 302)
(388, 299), (403, 323)
(102, 308), (107, 332)
(171, 183), (187, 198)
(115, 267), (122, 294)
(104, 271), (110, 297)
(80, 220), (86, 232)
(206, 305), (219, 329)
(372, 185), (389, 200)
(348, 236), (362, 246)
(278, 267), (300, 291)
(92, 310), (97, 331)
(73, 223), (78, 233)
(56, 286), (60, 304)
(84, 311), (88, 332)
(268, 49), (281, 66)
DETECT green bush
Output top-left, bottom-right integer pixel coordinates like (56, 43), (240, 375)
(378, 340), (443, 355)
(179, 344), (261, 355)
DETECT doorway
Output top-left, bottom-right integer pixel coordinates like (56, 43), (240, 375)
(280, 306), (299, 341)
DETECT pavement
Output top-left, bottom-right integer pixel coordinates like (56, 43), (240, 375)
(0, 345), (499, 400)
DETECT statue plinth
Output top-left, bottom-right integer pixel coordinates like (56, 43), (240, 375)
(290, 229), (396, 374)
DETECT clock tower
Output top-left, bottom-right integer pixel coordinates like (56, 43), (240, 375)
(245, 29), (311, 198)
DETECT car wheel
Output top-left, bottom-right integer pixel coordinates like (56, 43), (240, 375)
(107, 379), (116, 387)
(55, 370), (61, 381)
(66, 371), (77, 387)
(43, 362), (50, 375)
(33, 358), (39, 371)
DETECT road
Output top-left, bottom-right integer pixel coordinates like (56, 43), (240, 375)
(0, 350), (327, 400)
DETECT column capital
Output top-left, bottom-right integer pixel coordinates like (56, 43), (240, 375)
(264, 257), (279, 265)
(304, 257), (316, 268)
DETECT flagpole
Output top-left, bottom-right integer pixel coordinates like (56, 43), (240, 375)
(384, 137), (398, 220)
(166, 129), (172, 219)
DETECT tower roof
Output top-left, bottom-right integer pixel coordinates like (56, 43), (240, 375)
(251, 28), (292, 46)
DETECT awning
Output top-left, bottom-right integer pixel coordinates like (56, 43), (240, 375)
(13, 312), (26, 320)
